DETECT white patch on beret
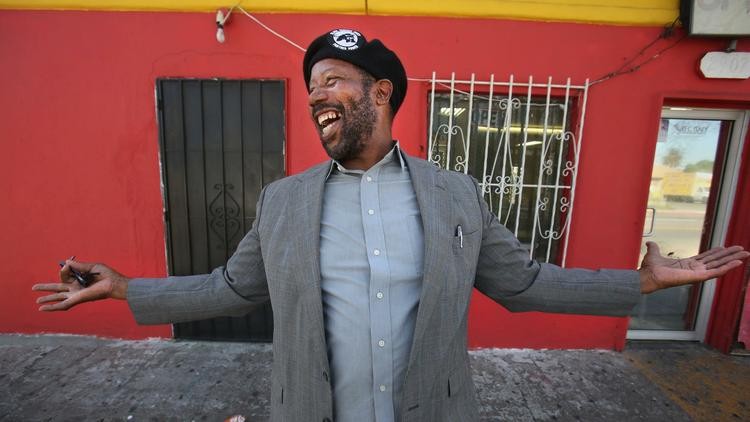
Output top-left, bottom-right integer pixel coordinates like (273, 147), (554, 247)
(328, 29), (363, 51)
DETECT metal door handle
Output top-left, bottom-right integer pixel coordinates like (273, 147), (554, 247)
(643, 207), (656, 237)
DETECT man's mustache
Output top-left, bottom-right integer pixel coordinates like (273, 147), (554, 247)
(311, 102), (345, 117)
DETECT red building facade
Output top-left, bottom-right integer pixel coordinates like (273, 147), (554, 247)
(1, 4), (748, 351)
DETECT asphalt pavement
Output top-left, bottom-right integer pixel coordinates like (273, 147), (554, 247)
(1, 334), (748, 421)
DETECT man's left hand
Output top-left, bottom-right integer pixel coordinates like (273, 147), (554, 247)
(639, 241), (749, 294)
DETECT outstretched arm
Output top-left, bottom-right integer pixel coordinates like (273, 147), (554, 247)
(32, 259), (130, 311)
(639, 241), (749, 294)
(32, 186), (271, 322)
(469, 175), (748, 315)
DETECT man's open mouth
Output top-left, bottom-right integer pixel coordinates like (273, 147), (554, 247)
(317, 110), (342, 138)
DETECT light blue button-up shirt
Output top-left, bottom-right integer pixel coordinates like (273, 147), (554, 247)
(320, 144), (424, 421)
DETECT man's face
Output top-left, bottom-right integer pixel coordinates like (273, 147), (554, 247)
(308, 59), (376, 162)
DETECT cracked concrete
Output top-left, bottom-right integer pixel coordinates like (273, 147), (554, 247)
(0, 335), (746, 421)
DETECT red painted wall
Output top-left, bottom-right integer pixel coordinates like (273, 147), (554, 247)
(1, 10), (748, 347)
(706, 123), (750, 353)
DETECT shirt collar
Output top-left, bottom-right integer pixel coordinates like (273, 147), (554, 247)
(325, 141), (407, 179)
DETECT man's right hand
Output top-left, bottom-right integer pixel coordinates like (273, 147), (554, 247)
(32, 259), (130, 311)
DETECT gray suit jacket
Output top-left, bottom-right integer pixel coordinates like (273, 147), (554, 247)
(128, 154), (640, 421)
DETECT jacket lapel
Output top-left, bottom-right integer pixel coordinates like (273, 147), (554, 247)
(292, 162), (331, 370)
(405, 156), (452, 361)
(293, 162), (328, 285)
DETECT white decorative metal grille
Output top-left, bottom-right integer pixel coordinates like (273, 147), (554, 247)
(427, 73), (590, 265)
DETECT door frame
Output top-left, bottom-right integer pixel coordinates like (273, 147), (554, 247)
(627, 107), (750, 341)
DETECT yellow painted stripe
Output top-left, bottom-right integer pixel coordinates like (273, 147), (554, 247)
(0, 0), (680, 26)
(369, 0), (679, 26)
(0, 0), (366, 13)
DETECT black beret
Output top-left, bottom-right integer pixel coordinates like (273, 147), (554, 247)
(303, 29), (408, 115)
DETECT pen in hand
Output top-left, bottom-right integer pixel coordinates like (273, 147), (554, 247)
(59, 256), (99, 288)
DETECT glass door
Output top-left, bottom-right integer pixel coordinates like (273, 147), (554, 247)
(628, 108), (749, 341)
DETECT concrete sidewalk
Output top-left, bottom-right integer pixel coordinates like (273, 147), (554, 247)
(0, 335), (747, 421)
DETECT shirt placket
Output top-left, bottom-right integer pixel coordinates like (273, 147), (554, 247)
(360, 165), (395, 422)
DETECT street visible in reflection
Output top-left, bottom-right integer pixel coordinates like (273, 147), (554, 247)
(631, 200), (707, 330)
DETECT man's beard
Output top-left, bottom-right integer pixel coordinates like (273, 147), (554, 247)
(319, 94), (376, 162)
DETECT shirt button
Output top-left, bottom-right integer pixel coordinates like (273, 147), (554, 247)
(368, 209), (374, 215)
(376, 291), (384, 299)
(373, 249), (381, 256)
(379, 385), (387, 392)
(378, 340), (385, 347)
(366, 176), (373, 182)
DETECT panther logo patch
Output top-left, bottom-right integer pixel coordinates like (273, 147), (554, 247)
(328, 29), (363, 51)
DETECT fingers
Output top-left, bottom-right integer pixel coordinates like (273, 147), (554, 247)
(66, 259), (97, 273)
(37, 280), (111, 311)
(656, 265), (730, 288)
(692, 246), (726, 260)
(32, 282), (75, 311)
(32, 283), (70, 293)
(704, 250), (750, 269)
(60, 259), (97, 283)
(36, 292), (69, 304)
(37, 289), (88, 311)
(695, 245), (745, 262)
(39, 297), (77, 312)
(699, 260), (745, 281)
(35, 289), (74, 310)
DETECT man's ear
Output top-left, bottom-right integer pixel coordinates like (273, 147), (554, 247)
(374, 79), (393, 107)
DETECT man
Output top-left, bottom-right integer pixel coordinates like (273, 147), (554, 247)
(33, 29), (749, 422)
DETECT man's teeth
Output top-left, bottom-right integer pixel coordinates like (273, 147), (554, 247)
(317, 111), (340, 127)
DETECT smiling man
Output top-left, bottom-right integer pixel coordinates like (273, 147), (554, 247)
(305, 29), (406, 170)
(33, 29), (749, 422)
(310, 60), (378, 165)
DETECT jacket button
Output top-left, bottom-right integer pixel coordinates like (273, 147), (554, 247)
(322, 371), (329, 382)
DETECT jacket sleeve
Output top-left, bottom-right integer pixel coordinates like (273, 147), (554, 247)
(471, 179), (641, 316)
(127, 187), (270, 325)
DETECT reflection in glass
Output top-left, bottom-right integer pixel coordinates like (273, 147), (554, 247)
(430, 93), (570, 263)
(630, 118), (727, 331)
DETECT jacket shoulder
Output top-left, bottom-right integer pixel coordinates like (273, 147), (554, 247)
(262, 161), (330, 194)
